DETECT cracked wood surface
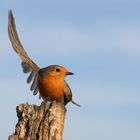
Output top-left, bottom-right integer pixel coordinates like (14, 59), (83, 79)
(8, 101), (66, 140)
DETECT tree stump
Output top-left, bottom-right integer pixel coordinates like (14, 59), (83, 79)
(8, 101), (66, 140)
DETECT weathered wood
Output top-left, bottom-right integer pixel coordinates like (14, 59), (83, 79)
(8, 101), (66, 140)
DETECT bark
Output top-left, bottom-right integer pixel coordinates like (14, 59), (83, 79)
(8, 101), (66, 140)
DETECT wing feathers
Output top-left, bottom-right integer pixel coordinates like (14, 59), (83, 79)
(8, 10), (40, 72)
(33, 86), (39, 95)
(8, 10), (40, 97)
(27, 71), (35, 84)
(64, 81), (81, 107)
(21, 62), (32, 73)
(30, 75), (38, 91)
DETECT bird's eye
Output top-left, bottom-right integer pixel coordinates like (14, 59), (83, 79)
(56, 68), (60, 72)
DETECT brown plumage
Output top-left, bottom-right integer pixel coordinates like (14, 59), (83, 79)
(8, 10), (80, 107)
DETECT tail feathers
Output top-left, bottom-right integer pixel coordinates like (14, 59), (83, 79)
(71, 100), (81, 107)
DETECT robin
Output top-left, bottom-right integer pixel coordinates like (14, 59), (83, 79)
(8, 10), (80, 107)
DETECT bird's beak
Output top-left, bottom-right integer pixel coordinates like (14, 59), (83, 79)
(66, 72), (74, 75)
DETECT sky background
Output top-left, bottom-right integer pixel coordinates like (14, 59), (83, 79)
(0, 1), (140, 140)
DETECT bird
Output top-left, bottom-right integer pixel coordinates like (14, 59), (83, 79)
(8, 10), (80, 107)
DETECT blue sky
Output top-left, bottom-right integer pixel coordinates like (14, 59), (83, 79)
(0, 1), (140, 140)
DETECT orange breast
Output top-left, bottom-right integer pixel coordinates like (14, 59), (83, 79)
(38, 75), (64, 101)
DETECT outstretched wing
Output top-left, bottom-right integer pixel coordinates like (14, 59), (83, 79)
(64, 81), (81, 107)
(8, 10), (40, 96)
